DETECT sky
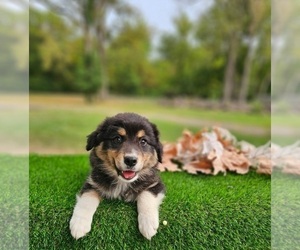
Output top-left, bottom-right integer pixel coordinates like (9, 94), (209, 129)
(127, 0), (213, 35)
(4, 0), (213, 58)
(111, 0), (213, 57)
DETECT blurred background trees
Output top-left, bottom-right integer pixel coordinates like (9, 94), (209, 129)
(0, 6), (28, 92)
(29, 0), (270, 106)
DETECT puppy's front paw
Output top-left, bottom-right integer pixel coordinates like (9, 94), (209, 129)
(69, 215), (92, 240)
(138, 213), (159, 240)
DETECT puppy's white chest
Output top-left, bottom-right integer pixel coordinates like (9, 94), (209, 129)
(111, 181), (129, 199)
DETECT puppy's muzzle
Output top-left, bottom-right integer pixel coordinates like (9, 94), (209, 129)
(124, 156), (137, 169)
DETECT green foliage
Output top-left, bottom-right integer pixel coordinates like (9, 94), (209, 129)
(29, 8), (80, 92)
(75, 52), (102, 102)
(107, 19), (152, 95)
(196, 0), (270, 102)
(0, 8), (27, 92)
(29, 1), (271, 101)
(0, 32), (22, 91)
(158, 13), (198, 96)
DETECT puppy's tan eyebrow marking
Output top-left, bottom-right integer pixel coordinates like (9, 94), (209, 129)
(118, 127), (126, 136)
(136, 130), (145, 138)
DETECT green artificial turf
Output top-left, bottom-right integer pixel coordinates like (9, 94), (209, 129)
(0, 155), (29, 250)
(30, 155), (271, 250)
(272, 172), (300, 250)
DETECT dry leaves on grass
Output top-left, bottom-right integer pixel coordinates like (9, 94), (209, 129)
(159, 127), (253, 175)
(159, 127), (291, 175)
(271, 141), (300, 175)
(245, 141), (300, 175)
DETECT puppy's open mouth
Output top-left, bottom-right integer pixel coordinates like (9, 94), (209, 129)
(114, 160), (138, 181)
(121, 170), (136, 180)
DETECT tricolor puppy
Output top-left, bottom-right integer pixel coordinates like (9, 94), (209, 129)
(70, 113), (165, 240)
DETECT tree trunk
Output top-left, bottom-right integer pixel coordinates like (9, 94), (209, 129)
(95, 0), (109, 99)
(238, 42), (254, 104)
(222, 33), (239, 105)
(258, 74), (270, 96)
(83, 22), (92, 54)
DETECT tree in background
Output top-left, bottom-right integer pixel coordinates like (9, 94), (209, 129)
(30, 8), (79, 92)
(31, 0), (134, 99)
(0, 7), (28, 92)
(81, 0), (134, 98)
(272, 1), (300, 100)
(196, 0), (270, 104)
(238, 0), (270, 104)
(158, 13), (196, 96)
(29, 0), (271, 106)
(107, 17), (152, 95)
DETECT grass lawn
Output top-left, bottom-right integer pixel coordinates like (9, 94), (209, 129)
(30, 94), (270, 154)
(272, 113), (300, 146)
(272, 172), (300, 250)
(29, 94), (271, 249)
(30, 155), (271, 250)
(0, 155), (29, 250)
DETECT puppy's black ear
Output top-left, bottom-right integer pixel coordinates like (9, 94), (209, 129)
(151, 123), (163, 163)
(86, 131), (99, 151)
(156, 141), (163, 163)
(86, 119), (109, 151)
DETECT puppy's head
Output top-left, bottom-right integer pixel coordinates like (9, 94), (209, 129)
(86, 113), (163, 183)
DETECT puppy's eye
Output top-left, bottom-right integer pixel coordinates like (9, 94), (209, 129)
(113, 136), (122, 144)
(140, 138), (148, 147)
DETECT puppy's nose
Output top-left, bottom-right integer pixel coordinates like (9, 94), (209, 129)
(124, 156), (137, 168)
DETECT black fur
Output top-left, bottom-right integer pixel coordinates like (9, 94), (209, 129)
(86, 113), (163, 163)
(81, 112), (165, 201)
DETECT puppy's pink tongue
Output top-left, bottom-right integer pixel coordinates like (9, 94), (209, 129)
(122, 171), (136, 179)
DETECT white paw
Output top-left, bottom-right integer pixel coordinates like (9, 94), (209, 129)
(69, 215), (92, 240)
(138, 213), (159, 240)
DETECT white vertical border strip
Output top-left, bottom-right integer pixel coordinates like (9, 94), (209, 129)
(272, 1), (300, 249)
(0, 1), (29, 249)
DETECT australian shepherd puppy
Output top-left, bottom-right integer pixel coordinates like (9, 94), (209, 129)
(70, 113), (165, 240)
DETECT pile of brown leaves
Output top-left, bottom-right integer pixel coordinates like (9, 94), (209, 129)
(270, 141), (300, 175)
(159, 127), (272, 175)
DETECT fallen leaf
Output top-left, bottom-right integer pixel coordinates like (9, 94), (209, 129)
(202, 132), (224, 157)
(221, 149), (250, 174)
(213, 126), (237, 148)
(158, 159), (181, 172)
(238, 140), (256, 154)
(282, 159), (300, 175)
(211, 154), (226, 175)
(256, 157), (272, 175)
(160, 127), (282, 176)
(184, 159), (213, 174)
(160, 143), (181, 172)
